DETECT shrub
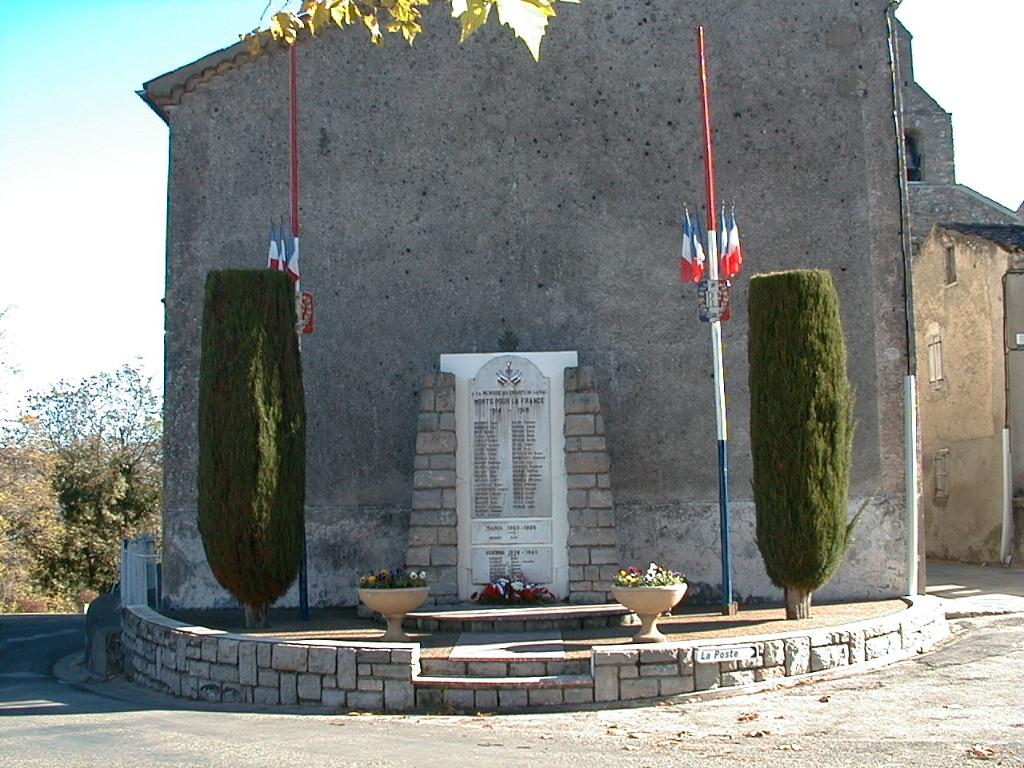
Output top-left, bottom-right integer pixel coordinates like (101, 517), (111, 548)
(747, 269), (856, 619)
(197, 270), (305, 627)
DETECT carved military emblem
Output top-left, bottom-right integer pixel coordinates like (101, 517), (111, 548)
(496, 361), (523, 388)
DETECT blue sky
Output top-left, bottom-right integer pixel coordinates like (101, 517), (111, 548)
(0, 0), (1021, 416)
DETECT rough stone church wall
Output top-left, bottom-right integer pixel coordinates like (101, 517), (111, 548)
(145, 0), (911, 609)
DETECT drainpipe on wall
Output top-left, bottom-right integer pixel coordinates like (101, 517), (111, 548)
(886, 2), (923, 594)
(1001, 271), (1023, 564)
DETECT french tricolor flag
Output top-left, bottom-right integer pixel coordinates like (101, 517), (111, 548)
(680, 208), (706, 284)
(267, 223), (283, 271)
(720, 209), (743, 280)
(284, 233), (300, 286)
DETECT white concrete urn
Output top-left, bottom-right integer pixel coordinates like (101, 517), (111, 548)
(611, 584), (688, 643)
(355, 587), (429, 642)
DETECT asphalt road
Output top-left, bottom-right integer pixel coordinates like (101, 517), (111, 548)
(0, 611), (1021, 767)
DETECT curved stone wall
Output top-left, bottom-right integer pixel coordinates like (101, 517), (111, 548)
(123, 596), (949, 712)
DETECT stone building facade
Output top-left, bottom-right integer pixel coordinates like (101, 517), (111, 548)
(142, 1), (918, 610)
(914, 224), (1024, 564)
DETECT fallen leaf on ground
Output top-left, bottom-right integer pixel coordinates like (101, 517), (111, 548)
(653, 737), (687, 747)
(606, 724), (643, 739)
(744, 730), (771, 738)
(737, 712), (760, 722)
(967, 745), (997, 760)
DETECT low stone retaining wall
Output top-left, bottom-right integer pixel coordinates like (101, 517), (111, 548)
(590, 596), (950, 703)
(123, 596), (949, 712)
(123, 608), (418, 710)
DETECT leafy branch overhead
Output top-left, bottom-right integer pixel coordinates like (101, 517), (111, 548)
(243, 0), (580, 62)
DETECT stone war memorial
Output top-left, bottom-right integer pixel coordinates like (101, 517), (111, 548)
(141, 0), (915, 614)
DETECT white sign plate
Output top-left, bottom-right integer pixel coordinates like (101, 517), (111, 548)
(695, 645), (757, 664)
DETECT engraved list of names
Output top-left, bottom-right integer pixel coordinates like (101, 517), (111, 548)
(469, 356), (552, 583)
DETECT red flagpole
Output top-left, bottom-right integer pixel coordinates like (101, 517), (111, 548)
(697, 26), (718, 235)
(289, 43), (300, 239)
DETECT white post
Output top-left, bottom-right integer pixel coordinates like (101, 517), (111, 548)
(1001, 428), (1013, 564)
(706, 235), (727, 443)
(905, 375), (919, 595)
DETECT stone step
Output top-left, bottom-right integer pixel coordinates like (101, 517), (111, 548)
(407, 602), (633, 633)
(413, 673), (595, 711)
(420, 657), (588, 677)
(414, 673), (592, 690)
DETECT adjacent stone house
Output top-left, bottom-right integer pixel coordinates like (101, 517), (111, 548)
(914, 224), (1024, 564)
(141, 1), (918, 610)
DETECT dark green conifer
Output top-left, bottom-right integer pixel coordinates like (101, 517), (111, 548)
(747, 269), (855, 619)
(197, 270), (305, 627)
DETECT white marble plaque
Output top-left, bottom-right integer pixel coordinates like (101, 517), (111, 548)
(471, 546), (554, 585)
(470, 357), (551, 519)
(471, 520), (552, 545)
(441, 350), (577, 601)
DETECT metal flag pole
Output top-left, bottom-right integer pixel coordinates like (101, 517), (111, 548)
(290, 41), (310, 623)
(697, 25), (738, 616)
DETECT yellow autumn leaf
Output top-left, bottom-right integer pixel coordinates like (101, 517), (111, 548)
(329, 0), (358, 28)
(495, 0), (555, 61)
(387, 18), (422, 44)
(387, 0), (427, 43)
(453, 0), (492, 43)
(240, 29), (263, 55)
(270, 11), (303, 45)
(307, 1), (333, 35)
(362, 12), (384, 44)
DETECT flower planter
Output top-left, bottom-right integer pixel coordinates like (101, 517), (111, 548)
(355, 587), (430, 642)
(611, 584), (688, 643)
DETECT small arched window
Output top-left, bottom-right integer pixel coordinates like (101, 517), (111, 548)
(905, 133), (922, 181)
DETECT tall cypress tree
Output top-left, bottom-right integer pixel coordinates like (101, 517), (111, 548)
(197, 270), (305, 627)
(747, 269), (855, 619)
